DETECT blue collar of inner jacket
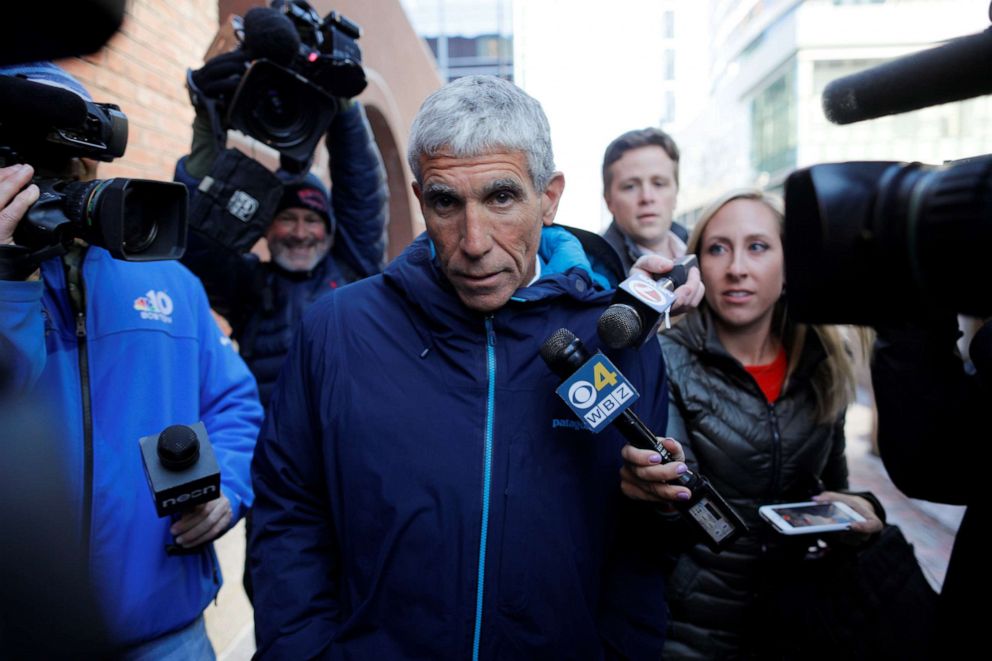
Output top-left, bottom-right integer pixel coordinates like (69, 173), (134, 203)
(427, 225), (609, 292)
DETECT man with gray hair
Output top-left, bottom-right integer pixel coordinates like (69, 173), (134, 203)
(249, 75), (696, 659)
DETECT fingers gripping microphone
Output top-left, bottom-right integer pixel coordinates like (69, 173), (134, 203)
(598, 255), (698, 350)
(541, 329), (747, 551)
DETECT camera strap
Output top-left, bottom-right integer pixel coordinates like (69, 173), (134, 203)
(188, 148), (284, 253)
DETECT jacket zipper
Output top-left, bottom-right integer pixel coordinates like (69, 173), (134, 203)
(67, 250), (94, 563)
(766, 402), (782, 498)
(472, 316), (497, 661)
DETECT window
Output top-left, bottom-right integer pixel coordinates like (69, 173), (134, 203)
(664, 49), (675, 81)
(751, 62), (797, 175)
(662, 91), (676, 123)
(663, 10), (675, 39)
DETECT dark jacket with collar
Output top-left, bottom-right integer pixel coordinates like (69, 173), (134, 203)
(658, 308), (848, 659)
(249, 228), (670, 660)
(602, 220), (689, 275)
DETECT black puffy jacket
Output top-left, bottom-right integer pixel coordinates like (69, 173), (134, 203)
(658, 309), (848, 659)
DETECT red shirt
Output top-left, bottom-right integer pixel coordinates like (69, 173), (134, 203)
(744, 346), (787, 403)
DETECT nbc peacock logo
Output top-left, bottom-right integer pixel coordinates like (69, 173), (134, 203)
(133, 290), (174, 324)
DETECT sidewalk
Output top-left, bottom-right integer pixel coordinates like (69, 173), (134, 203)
(203, 520), (255, 660)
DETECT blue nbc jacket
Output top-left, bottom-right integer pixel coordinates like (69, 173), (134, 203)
(0, 247), (262, 647)
(249, 228), (670, 659)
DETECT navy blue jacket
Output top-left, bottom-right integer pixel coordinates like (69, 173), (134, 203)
(176, 102), (388, 405)
(250, 229), (670, 659)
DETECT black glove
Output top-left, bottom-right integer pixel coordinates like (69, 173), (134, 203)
(189, 50), (250, 112)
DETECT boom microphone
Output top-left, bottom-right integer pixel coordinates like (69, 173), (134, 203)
(0, 75), (88, 131)
(822, 28), (992, 125)
(242, 7), (301, 66)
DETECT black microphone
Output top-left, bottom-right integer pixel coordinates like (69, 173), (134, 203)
(0, 75), (88, 131)
(598, 254), (697, 350)
(822, 27), (992, 125)
(139, 422), (221, 554)
(242, 7), (301, 66)
(540, 328), (747, 551)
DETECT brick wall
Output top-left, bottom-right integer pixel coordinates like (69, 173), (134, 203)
(57, 0), (218, 180)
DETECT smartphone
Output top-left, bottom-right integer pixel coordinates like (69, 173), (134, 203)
(758, 500), (866, 535)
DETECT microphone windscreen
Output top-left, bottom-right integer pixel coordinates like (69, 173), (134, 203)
(540, 328), (578, 368)
(598, 305), (643, 350)
(822, 28), (992, 125)
(242, 7), (301, 66)
(0, 75), (89, 130)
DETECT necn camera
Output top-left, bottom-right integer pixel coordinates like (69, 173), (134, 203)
(191, 0), (367, 169)
(0, 75), (187, 262)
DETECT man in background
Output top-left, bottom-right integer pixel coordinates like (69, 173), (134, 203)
(602, 127), (689, 271)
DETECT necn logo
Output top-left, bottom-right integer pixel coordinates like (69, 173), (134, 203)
(134, 290), (174, 324)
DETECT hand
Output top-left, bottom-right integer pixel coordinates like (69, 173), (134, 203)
(814, 491), (884, 543)
(629, 254), (705, 317)
(620, 437), (693, 503)
(169, 495), (233, 548)
(190, 50), (250, 105)
(0, 164), (40, 245)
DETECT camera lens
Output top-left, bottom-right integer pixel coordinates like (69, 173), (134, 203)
(119, 185), (159, 254)
(252, 87), (316, 148)
(227, 60), (339, 164)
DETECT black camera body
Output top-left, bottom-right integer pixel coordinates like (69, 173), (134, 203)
(0, 74), (188, 261)
(786, 155), (992, 325)
(195, 1), (367, 169)
(4, 98), (128, 167)
(279, 3), (365, 99)
(785, 20), (992, 325)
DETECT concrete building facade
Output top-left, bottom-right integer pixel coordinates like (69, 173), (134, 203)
(402, 0), (513, 82)
(675, 0), (992, 222)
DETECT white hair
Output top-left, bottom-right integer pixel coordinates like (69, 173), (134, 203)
(407, 75), (556, 191)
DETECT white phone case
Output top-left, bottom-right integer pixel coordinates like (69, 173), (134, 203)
(758, 500), (865, 535)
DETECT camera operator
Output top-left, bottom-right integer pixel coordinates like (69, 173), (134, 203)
(0, 63), (262, 658)
(174, 3), (388, 407)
